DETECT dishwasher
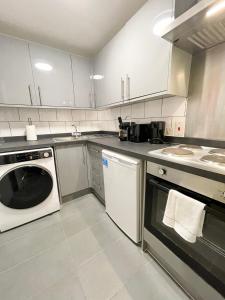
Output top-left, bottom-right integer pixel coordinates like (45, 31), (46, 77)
(102, 149), (143, 243)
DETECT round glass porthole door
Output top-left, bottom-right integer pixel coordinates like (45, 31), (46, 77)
(0, 166), (53, 209)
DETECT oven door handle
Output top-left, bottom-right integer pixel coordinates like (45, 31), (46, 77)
(149, 179), (225, 222)
(148, 179), (170, 193)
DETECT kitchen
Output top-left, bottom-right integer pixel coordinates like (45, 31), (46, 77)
(0, 0), (224, 299)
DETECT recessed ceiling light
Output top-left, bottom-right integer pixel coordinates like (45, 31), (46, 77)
(91, 74), (104, 80)
(206, 0), (225, 17)
(35, 62), (53, 71)
(153, 16), (174, 36)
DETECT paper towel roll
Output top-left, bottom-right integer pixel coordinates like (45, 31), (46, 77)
(26, 125), (37, 141)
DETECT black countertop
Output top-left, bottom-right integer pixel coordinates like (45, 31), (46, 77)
(0, 135), (166, 157)
(0, 135), (224, 182)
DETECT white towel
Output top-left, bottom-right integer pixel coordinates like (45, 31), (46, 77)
(163, 190), (206, 243)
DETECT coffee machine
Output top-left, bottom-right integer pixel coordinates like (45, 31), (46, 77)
(148, 121), (165, 144)
(129, 124), (149, 143)
(118, 117), (134, 141)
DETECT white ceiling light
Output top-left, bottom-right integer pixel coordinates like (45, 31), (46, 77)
(35, 62), (53, 71)
(91, 74), (104, 80)
(206, 0), (225, 17)
(153, 16), (174, 36)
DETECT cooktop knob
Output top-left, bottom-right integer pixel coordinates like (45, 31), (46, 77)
(159, 168), (166, 176)
(43, 152), (49, 158)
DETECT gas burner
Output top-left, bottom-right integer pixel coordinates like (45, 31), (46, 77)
(201, 155), (225, 165)
(209, 149), (225, 156)
(179, 144), (203, 150)
(162, 147), (193, 156)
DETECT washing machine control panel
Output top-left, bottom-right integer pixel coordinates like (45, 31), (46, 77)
(0, 150), (52, 165)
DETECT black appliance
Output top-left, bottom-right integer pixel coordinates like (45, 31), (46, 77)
(149, 121), (165, 144)
(144, 161), (225, 299)
(129, 124), (149, 143)
(118, 117), (134, 141)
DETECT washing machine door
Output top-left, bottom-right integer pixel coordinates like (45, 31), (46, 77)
(0, 166), (53, 209)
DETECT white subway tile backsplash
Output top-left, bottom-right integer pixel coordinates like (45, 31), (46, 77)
(131, 103), (145, 119)
(0, 108), (19, 122)
(0, 96), (188, 137)
(145, 99), (162, 118)
(72, 110), (85, 121)
(162, 97), (187, 117)
(49, 122), (66, 133)
(89, 121), (102, 131)
(110, 107), (121, 120)
(79, 121), (99, 132)
(85, 110), (98, 121)
(135, 118), (151, 124)
(0, 122), (11, 137)
(39, 109), (57, 121)
(65, 121), (80, 133)
(57, 109), (72, 121)
(97, 110), (110, 121)
(120, 105), (131, 119)
(19, 108), (39, 122)
(10, 122), (27, 136)
(33, 122), (50, 135)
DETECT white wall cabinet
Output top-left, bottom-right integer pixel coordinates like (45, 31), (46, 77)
(55, 144), (89, 197)
(0, 35), (37, 105)
(94, 27), (127, 107)
(29, 43), (75, 107)
(71, 55), (94, 108)
(94, 0), (192, 107)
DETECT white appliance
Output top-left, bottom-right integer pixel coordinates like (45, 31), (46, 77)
(0, 148), (60, 231)
(102, 150), (143, 243)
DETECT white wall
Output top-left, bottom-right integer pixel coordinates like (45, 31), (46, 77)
(0, 96), (187, 137)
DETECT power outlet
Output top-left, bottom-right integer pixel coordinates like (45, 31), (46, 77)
(174, 120), (185, 137)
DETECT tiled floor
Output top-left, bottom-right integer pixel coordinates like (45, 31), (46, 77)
(0, 194), (190, 300)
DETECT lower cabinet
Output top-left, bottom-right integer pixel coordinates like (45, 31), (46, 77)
(88, 144), (105, 202)
(55, 144), (89, 197)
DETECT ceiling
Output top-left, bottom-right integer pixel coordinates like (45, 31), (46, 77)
(0, 0), (147, 56)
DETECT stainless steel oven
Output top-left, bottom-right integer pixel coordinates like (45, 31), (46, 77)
(143, 161), (225, 300)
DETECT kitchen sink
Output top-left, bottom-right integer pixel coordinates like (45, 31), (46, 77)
(53, 136), (88, 142)
(53, 134), (113, 143)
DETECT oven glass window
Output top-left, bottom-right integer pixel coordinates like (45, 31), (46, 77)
(0, 166), (53, 209)
(144, 175), (225, 297)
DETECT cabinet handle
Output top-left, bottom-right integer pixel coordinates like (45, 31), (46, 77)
(89, 92), (92, 108)
(126, 74), (130, 100)
(28, 85), (33, 105)
(38, 86), (43, 106)
(82, 145), (86, 165)
(121, 78), (125, 100)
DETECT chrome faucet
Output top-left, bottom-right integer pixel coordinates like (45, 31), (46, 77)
(71, 124), (81, 138)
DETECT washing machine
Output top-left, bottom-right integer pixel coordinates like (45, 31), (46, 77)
(0, 147), (60, 231)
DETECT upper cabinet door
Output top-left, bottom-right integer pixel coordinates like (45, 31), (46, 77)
(71, 55), (94, 108)
(124, 0), (173, 100)
(94, 30), (127, 107)
(29, 43), (74, 107)
(0, 35), (36, 105)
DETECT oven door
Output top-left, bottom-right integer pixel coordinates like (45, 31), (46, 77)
(144, 174), (225, 298)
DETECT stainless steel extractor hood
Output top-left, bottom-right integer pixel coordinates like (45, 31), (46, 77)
(161, 0), (225, 54)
